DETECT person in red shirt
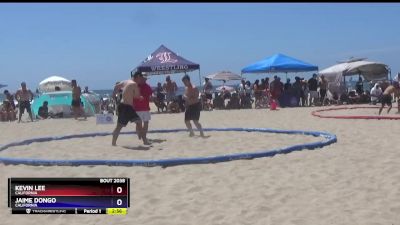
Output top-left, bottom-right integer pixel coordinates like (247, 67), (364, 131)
(133, 73), (153, 145)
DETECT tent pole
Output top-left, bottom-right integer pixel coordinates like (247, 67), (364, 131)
(388, 68), (392, 82)
(198, 69), (202, 89)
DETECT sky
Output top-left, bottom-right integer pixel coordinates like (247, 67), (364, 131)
(1, 3), (400, 91)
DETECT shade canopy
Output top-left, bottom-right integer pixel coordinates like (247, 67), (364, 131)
(206, 71), (242, 81)
(132, 45), (200, 75)
(241, 53), (318, 74)
(38, 76), (72, 92)
(318, 60), (389, 82)
(318, 58), (389, 95)
(0, 84), (7, 89)
(31, 91), (95, 118)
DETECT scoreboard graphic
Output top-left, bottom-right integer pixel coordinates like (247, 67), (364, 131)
(8, 178), (130, 215)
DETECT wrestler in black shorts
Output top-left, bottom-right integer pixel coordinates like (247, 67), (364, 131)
(117, 103), (141, 126)
(381, 94), (392, 107)
(185, 102), (201, 121)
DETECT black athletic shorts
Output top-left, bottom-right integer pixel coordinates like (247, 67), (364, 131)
(71, 99), (82, 107)
(117, 103), (140, 126)
(185, 102), (201, 121)
(381, 94), (392, 106)
(19, 101), (31, 114)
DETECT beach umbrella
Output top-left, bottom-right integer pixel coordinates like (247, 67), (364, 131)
(206, 71), (242, 92)
(206, 71), (242, 82)
(38, 76), (72, 93)
(31, 91), (96, 117)
(216, 85), (235, 92)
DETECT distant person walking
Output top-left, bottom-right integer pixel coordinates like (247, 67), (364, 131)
(319, 75), (328, 105)
(308, 74), (319, 106)
(15, 82), (34, 122)
(71, 79), (86, 120)
(182, 75), (205, 137)
(163, 75), (178, 106)
(203, 77), (213, 100)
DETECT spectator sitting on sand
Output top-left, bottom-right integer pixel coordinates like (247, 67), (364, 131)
(167, 98), (181, 113)
(37, 101), (49, 119)
(1, 100), (16, 122)
(3, 90), (16, 110)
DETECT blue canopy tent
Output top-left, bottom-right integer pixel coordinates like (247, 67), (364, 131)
(0, 84), (7, 89)
(131, 45), (201, 87)
(241, 53), (318, 78)
(242, 53), (318, 107)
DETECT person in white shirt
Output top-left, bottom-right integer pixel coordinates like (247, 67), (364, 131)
(203, 78), (213, 100)
(370, 83), (382, 105)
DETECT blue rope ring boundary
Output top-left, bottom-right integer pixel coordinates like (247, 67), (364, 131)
(0, 128), (337, 167)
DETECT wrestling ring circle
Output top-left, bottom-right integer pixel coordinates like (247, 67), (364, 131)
(0, 128), (337, 167)
(312, 106), (400, 120)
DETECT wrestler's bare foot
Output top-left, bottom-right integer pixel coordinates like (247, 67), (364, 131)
(112, 142), (117, 146)
(189, 132), (195, 137)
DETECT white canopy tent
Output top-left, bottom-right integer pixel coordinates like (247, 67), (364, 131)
(38, 76), (72, 93)
(318, 59), (389, 94)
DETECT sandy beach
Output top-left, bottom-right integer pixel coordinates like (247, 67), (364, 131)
(1, 104), (400, 225)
